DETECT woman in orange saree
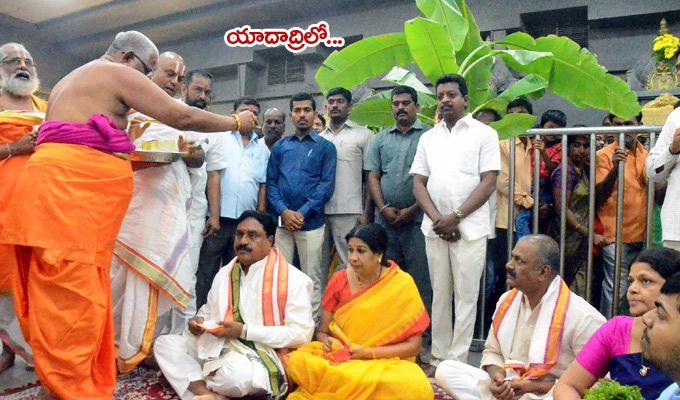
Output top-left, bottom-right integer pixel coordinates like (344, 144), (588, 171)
(287, 223), (434, 400)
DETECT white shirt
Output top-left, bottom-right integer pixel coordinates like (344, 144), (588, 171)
(646, 107), (680, 241)
(409, 114), (501, 240)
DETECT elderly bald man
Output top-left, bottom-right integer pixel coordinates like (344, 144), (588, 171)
(262, 107), (286, 150)
(0, 42), (47, 376)
(111, 51), (209, 373)
(0, 31), (255, 400)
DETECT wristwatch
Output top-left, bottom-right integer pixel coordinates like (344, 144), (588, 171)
(453, 209), (465, 221)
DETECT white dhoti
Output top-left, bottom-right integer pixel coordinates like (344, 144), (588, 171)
(435, 360), (495, 400)
(0, 294), (32, 366)
(155, 333), (269, 400)
(111, 120), (195, 372)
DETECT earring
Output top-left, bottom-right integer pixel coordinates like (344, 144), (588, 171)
(377, 255), (383, 264)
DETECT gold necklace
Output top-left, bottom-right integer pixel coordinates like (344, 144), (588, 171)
(355, 267), (382, 287)
(639, 351), (650, 376)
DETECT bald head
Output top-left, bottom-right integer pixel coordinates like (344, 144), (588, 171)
(264, 107), (285, 120)
(519, 234), (560, 273)
(263, 107), (286, 147)
(105, 31), (158, 75)
(0, 42), (40, 97)
(150, 51), (185, 97)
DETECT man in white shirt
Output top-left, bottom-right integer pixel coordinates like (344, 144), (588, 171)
(154, 210), (314, 400)
(319, 87), (374, 271)
(435, 235), (605, 400)
(411, 74), (501, 366)
(646, 107), (680, 251)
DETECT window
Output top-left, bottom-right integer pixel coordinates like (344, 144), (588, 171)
(522, 6), (589, 49)
(267, 56), (305, 85)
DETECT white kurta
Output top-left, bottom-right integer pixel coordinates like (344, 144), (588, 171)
(154, 254), (314, 399)
(435, 283), (605, 400)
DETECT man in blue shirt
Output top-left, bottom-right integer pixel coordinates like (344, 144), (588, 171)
(642, 273), (680, 400)
(196, 97), (269, 308)
(267, 92), (337, 320)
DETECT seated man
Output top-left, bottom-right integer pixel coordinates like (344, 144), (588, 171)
(642, 273), (680, 400)
(154, 210), (314, 400)
(436, 234), (605, 400)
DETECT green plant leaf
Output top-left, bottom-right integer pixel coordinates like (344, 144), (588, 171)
(451, 0), (492, 110)
(382, 67), (437, 108)
(315, 33), (413, 94)
(473, 74), (548, 115)
(499, 32), (641, 119)
(349, 92), (395, 128)
(490, 112), (537, 140)
(415, 0), (468, 51)
(491, 49), (553, 79)
(405, 17), (459, 85)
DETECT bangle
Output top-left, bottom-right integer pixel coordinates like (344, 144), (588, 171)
(232, 114), (241, 131)
(4, 143), (11, 159)
(378, 203), (390, 213)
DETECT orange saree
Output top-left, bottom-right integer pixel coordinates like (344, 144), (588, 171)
(286, 262), (434, 400)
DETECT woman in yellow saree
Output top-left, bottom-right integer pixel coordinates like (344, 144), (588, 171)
(287, 223), (434, 400)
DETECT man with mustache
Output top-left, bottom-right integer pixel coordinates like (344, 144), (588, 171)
(642, 272), (680, 399)
(0, 42), (47, 376)
(319, 87), (374, 274)
(262, 107), (286, 150)
(267, 92), (337, 322)
(366, 84), (432, 363)
(435, 235), (605, 400)
(0, 31), (256, 399)
(110, 51), (211, 373)
(154, 210), (314, 400)
(412, 74), (500, 368)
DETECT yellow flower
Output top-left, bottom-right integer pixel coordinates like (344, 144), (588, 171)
(653, 33), (680, 59)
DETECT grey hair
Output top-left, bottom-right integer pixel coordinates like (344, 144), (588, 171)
(105, 31), (158, 63)
(519, 234), (560, 274)
(0, 43), (29, 60)
(264, 107), (286, 119)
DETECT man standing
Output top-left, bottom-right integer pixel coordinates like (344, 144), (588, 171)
(155, 211), (314, 399)
(197, 97), (269, 308)
(0, 31), (255, 399)
(181, 69), (230, 311)
(267, 92), (336, 321)
(262, 107), (286, 150)
(366, 85), (432, 329)
(412, 74), (500, 365)
(319, 87), (374, 271)
(642, 273), (680, 399)
(596, 113), (647, 317)
(646, 107), (680, 252)
(0, 42), (47, 375)
(436, 235), (605, 400)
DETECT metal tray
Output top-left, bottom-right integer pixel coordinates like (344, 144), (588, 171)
(130, 150), (186, 163)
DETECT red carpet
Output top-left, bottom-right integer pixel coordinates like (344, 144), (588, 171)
(0, 367), (455, 399)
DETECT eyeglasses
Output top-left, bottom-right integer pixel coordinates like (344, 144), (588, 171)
(0, 57), (36, 68)
(131, 53), (152, 75)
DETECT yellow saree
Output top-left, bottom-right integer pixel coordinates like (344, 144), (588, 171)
(286, 263), (434, 400)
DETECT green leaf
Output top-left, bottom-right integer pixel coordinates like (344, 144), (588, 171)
(491, 49), (553, 79)
(315, 33), (413, 94)
(415, 0), (468, 51)
(382, 67), (437, 108)
(490, 112), (537, 140)
(499, 32), (641, 119)
(451, 0), (492, 110)
(473, 74), (548, 115)
(349, 92), (395, 129)
(405, 17), (459, 85)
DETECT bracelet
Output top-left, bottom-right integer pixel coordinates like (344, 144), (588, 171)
(3, 143), (11, 159)
(232, 114), (241, 131)
(378, 203), (390, 213)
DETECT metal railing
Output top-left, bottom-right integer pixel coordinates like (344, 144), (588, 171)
(475, 125), (664, 343)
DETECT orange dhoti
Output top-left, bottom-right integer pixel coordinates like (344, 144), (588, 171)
(0, 135), (133, 399)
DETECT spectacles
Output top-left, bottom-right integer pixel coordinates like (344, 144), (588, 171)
(131, 53), (152, 75)
(0, 57), (36, 68)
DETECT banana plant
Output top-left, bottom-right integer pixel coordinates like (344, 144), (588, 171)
(314, 0), (641, 138)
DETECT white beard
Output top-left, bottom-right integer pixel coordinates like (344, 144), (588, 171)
(0, 74), (40, 97)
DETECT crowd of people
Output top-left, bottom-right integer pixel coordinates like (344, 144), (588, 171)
(0, 29), (680, 400)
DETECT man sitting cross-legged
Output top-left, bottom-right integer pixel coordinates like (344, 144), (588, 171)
(435, 235), (605, 400)
(154, 210), (314, 400)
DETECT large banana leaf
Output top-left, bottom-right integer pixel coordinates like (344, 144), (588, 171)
(472, 74), (548, 115)
(451, 0), (491, 110)
(415, 0), (468, 51)
(491, 112), (537, 140)
(405, 17), (459, 85)
(382, 67), (437, 108)
(499, 32), (641, 119)
(349, 92), (395, 128)
(491, 50), (553, 80)
(315, 33), (413, 94)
